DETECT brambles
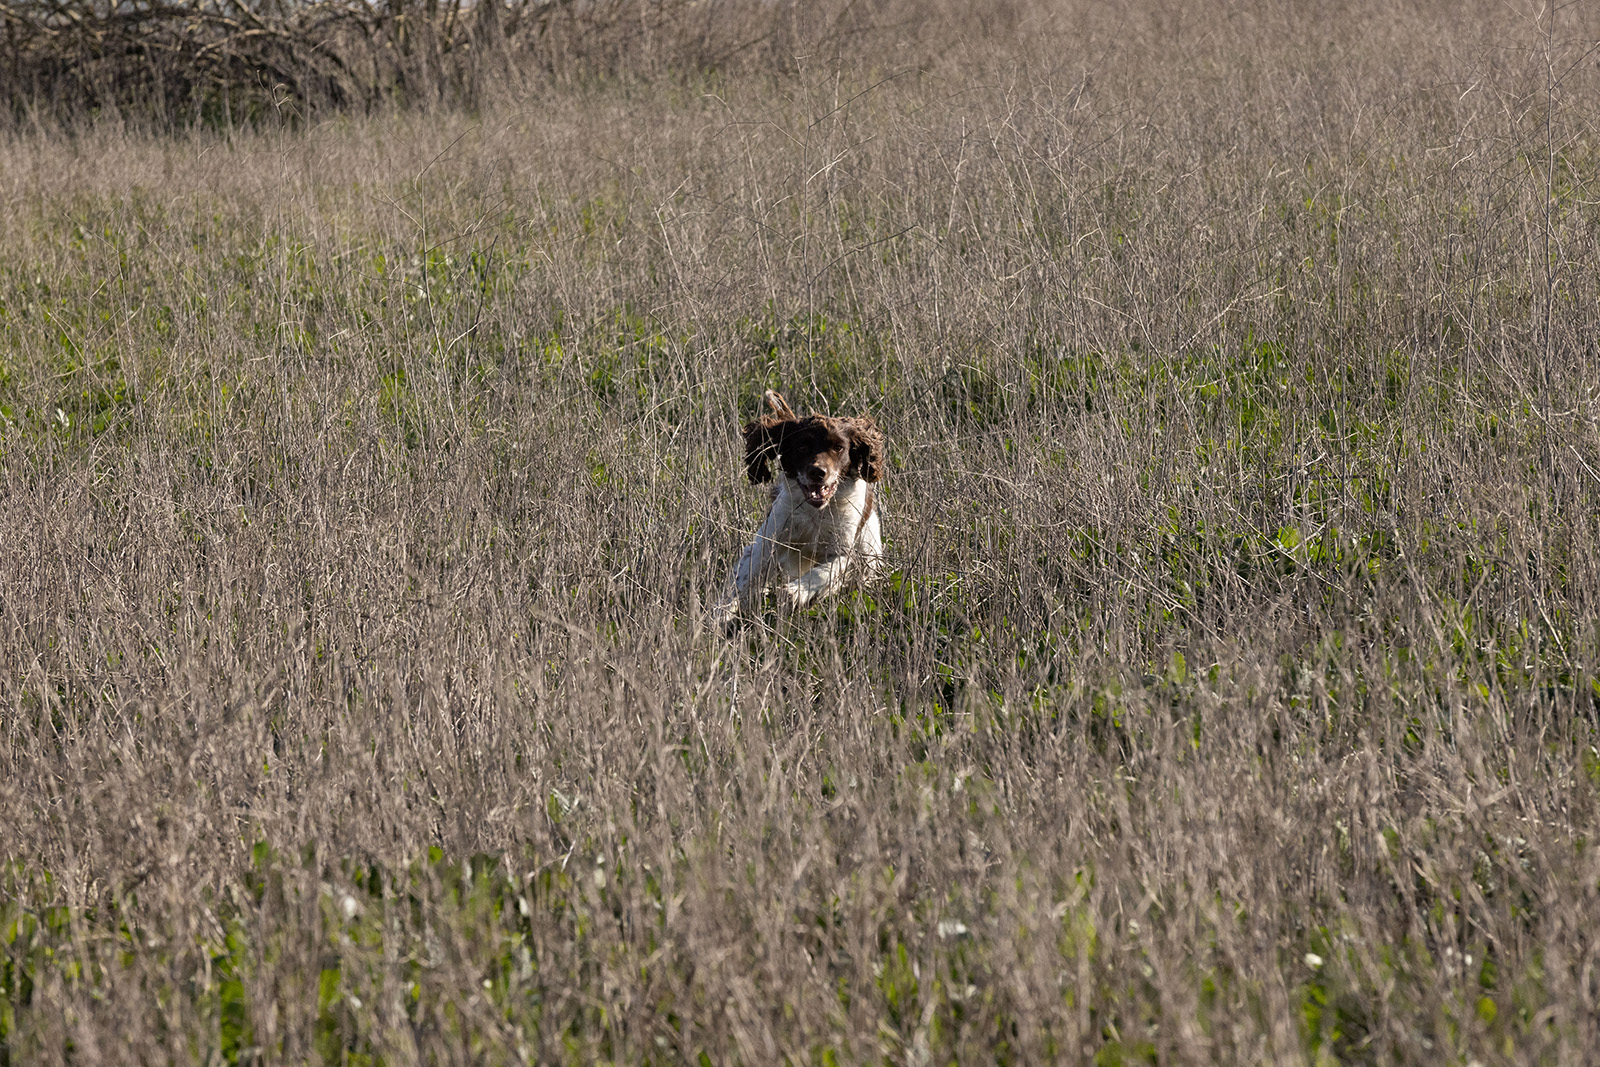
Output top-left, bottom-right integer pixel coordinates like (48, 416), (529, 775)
(0, 0), (986, 127)
(3, 1), (1600, 1063)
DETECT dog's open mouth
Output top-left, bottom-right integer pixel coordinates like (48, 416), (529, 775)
(804, 485), (835, 507)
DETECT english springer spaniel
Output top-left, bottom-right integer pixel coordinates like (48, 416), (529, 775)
(713, 391), (885, 626)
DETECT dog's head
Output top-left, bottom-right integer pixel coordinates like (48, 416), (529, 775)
(742, 394), (885, 509)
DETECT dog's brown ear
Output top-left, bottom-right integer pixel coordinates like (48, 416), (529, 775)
(763, 390), (798, 421)
(846, 416), (885, 482)
(743, 416), (789, 484)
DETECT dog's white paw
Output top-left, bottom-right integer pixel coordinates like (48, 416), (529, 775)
(781, 580), (815, 608)
(708, 598), (740, 633)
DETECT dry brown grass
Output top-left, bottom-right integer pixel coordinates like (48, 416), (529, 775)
(0, 0), (1013, 125)
(3, 1), (1600, 1063)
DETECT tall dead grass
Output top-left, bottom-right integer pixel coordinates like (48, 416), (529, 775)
(3, 0), (1600, 1063)
(0, 0), (1016, 125)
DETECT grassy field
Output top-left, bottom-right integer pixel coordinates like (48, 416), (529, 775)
(4, 0), (1600, 1062)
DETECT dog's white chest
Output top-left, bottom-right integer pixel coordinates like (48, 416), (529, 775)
(769, 476), (871, 573)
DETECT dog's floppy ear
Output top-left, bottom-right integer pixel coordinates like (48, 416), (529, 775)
(742, 415), (790, 484)
(846, 415), (885, 482)
(763, 389), (798, 421)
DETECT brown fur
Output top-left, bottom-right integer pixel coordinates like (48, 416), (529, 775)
(855, 482), (877, 538)
(742, 396), (885, 488)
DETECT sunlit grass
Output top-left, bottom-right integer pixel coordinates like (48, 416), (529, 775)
(4, 2), (1600, 1062)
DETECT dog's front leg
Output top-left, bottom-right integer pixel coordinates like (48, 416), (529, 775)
(712, 512), (785, 628)
(783, 554), (854, 607)
(733, 537), (774, 610)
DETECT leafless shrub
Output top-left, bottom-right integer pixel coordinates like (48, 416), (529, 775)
(0, 0), (1010, 125)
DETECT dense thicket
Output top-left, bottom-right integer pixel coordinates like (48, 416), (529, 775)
(0, 0), (1012, 125)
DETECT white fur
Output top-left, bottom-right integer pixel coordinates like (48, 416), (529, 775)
(716, 471), (882, 625)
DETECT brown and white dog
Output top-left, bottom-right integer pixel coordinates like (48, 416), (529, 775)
(714, 391), (885, 625)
